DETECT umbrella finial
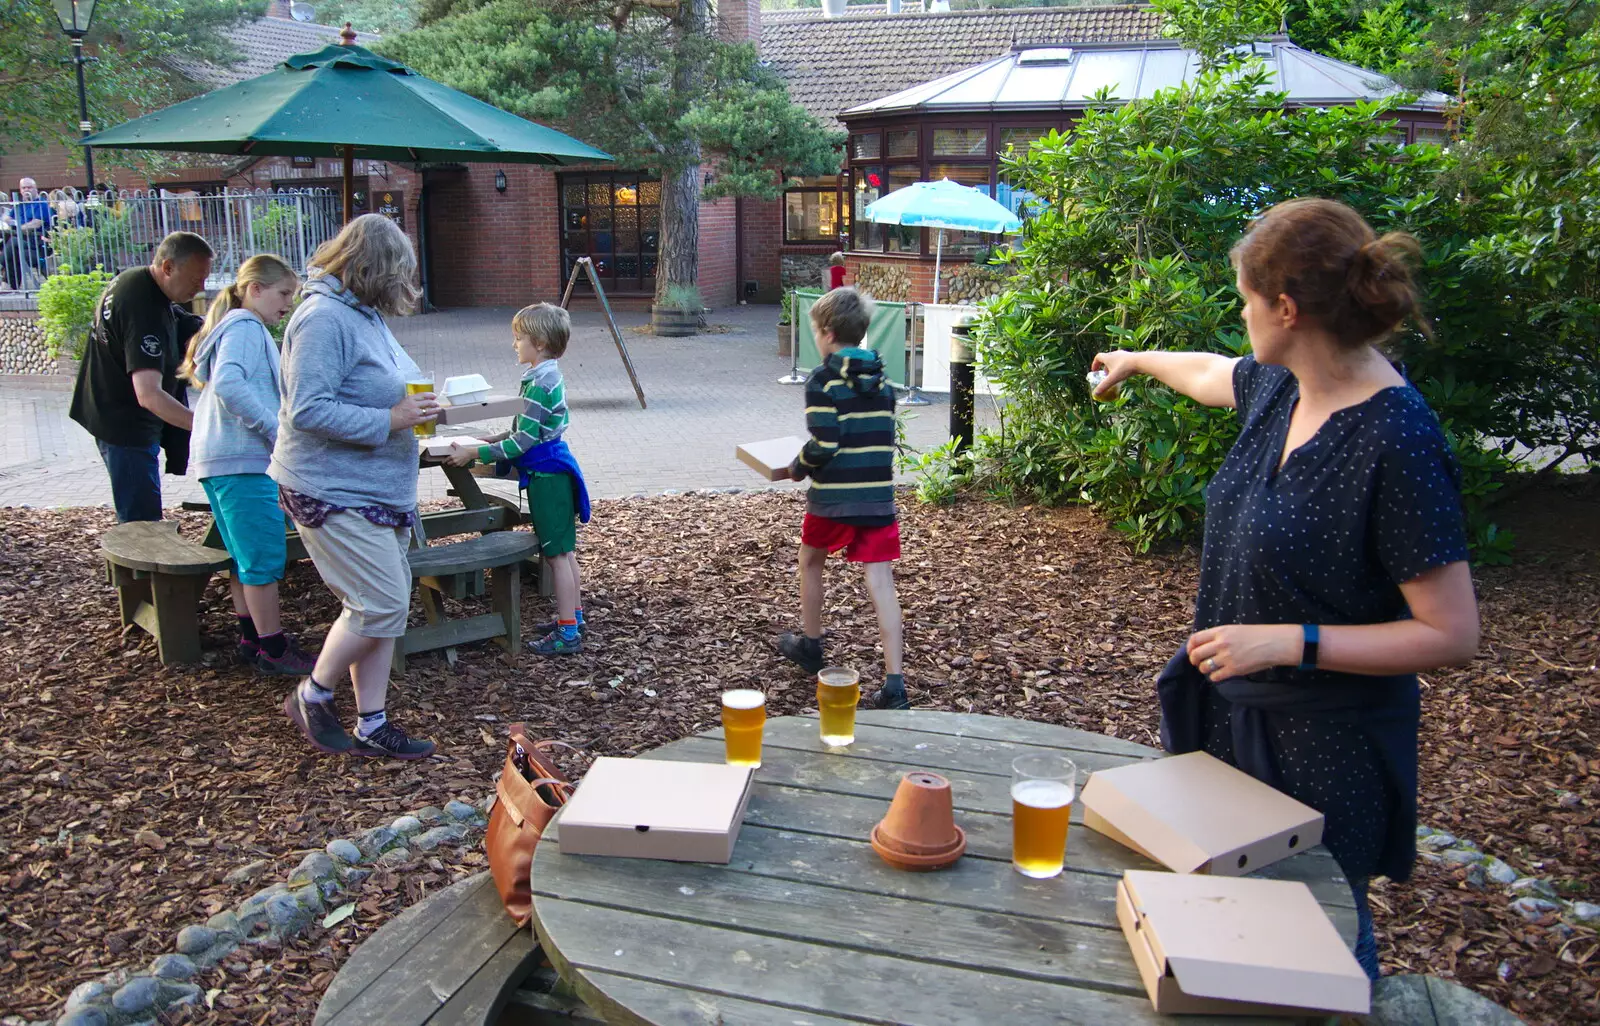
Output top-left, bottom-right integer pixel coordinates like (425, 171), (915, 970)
(340, 21), (357, 45)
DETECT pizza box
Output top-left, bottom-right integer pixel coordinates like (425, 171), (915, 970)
(736, 436), (806, 481)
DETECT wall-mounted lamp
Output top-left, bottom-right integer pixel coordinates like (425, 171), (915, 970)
(494, 170), (507, 193)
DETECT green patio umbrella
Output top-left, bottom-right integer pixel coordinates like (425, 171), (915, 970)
(84, 33), (611, 221)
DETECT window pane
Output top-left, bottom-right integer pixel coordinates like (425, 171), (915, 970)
(852, 166), (883, 251)
(614, 183), (639, 205)
(932, 128), (988, 156)
(1413, 125), (1452, 146)
(885, 167), (921, 253)
(1000, 127), (1051, 152)
(786, 174), (838, 188)
(929, 165), (994, 255)
(886, 129), (918, 158)
(852, 134), (881, 160)
(784, 189), (842, 243)
(587, 183), (610, 206)
(639, 180), (661, 205)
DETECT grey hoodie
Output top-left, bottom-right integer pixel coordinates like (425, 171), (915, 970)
(189, 308), (281, 480)
(268, 276), (424, 511)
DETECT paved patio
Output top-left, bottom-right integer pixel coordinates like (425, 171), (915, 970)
(0, 303), (992, 509)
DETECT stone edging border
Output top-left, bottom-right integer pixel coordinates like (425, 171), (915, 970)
(30, 795), (494, 1026)
(1416, 825), (1598, 936)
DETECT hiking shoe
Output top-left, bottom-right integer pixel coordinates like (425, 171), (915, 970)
(528, 629), (584, 656)
(282, 688), (352, 754)
(256, 637), (317, 676)
(351, 721), (436, 760)
(777, 632), (825, 674)
(237, 639), (260, 666)
(871, 684), (912, 710)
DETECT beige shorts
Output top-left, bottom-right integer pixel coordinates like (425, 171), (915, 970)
(297, 510), (412, 638)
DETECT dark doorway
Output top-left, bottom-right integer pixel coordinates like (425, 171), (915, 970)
(559, 173), (660, 296)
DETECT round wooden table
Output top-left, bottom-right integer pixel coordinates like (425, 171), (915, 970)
(530, 710), (1358, 1025)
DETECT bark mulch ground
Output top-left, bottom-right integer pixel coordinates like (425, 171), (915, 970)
(1, 484), (1595, 1025)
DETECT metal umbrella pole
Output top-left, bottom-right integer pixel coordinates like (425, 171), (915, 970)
(778, 289), (807, 384)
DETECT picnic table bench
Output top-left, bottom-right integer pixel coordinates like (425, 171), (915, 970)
(100, 521), (232, 664)
(318, 711), (1365, 1025)
(396, 530), (543, 672)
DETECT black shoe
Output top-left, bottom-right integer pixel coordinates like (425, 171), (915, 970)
(351, 721), (437, 761)
(871, 685), (911, 710)
(282, 687), (352, 754)
(238, 639), (260, 666)
(256, 636), (317, 676)
(777, 632), (825, 674)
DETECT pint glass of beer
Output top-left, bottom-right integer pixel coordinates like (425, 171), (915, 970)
(816, 666), (860, 747)
(1011, 753), (1077, 879)
(406, 378), (436, 437)
(721, 689), (766, 768)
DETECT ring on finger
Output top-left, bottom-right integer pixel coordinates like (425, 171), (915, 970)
(1204, 657), (1216, 673)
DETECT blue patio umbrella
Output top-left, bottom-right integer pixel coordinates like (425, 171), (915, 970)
(862, 178), (1023, 304)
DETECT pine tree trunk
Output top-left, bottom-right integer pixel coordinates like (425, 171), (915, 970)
(656, 157), (701, 307)
(654, 0), (710, 311)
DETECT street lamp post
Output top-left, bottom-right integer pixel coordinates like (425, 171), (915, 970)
(52, 0), (99, 197)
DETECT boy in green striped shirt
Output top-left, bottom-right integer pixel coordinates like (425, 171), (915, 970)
(448, 303), (590, 655)
(778, 287), (908, 709)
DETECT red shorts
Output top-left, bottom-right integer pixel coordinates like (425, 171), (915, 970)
(801, 513), (901, 563)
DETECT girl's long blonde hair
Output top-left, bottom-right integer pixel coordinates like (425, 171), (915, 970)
(179, 254), (298, 386)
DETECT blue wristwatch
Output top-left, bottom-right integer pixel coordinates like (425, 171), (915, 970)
(1299, 623), (1320, 671)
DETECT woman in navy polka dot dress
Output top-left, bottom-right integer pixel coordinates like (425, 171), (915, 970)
(1092, 198), (1480, 980)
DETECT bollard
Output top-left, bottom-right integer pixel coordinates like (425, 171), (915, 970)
(949, 315), (976, 453)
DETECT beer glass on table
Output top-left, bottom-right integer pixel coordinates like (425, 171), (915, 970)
(407, 378), (436, 437)
(1011, 753), (1077, 879)
(721, 689), (766, 768)
(816, 667), (860, 747)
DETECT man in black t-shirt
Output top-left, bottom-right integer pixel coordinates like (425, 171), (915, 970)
(69, 231), (213, 521)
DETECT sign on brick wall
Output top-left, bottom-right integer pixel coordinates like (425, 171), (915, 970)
(375, 189), (405, 229)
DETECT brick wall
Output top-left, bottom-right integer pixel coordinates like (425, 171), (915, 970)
(697, 195), (739, 309)
(424, 165), (561, 309)
(717, 0), (761, 46)
(739, 197), (782, 302)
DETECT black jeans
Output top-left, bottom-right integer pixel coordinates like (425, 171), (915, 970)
(0, 233), (46, 289)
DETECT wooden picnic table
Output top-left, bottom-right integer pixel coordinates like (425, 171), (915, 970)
(530, 710), (1360, 1026)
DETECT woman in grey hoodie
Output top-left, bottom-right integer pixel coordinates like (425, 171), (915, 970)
(270, 215), (440, 761)
(180, 254), (316, 675)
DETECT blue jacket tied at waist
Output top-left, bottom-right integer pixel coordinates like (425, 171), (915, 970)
(505, 438), (591, 524)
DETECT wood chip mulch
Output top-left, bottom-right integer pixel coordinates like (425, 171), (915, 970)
(0, 484), (1596, 1025)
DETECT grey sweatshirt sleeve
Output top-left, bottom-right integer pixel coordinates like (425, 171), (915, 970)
(209, 320), (279, 447)
(280, 309), (391, 448)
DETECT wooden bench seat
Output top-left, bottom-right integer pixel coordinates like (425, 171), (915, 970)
(100, 522), (232, 665)
(398, 531), (543, 671)
(313, 871), (599, 1026)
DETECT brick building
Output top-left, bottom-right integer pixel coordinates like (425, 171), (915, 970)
(2, 2), (1449, 310)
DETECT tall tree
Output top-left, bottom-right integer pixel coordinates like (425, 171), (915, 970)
(382, 0), (842, 307)
(0, 0), (259, 162)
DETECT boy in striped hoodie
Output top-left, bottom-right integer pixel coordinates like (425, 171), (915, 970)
(778, 288), (909, 710)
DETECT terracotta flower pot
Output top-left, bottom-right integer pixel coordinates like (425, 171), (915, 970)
(870, 771), (965, 871)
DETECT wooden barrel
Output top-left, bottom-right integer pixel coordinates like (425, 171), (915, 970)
(651, 305), (698, 337)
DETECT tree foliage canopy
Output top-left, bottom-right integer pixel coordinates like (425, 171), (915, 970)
(0, 0), (261, 162)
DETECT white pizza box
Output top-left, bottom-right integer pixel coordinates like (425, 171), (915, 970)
(736, 436), (806, 481)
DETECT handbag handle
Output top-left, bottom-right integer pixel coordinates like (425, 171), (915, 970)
(495, 774), (572, 828)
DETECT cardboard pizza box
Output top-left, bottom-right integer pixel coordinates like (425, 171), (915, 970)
(1080, 751), (1324, 876)
(555, 757), (755, 864)
(1117, 870), (1370, 1016)
(437, 396), (523, 425)
(736, 436), (807, 481)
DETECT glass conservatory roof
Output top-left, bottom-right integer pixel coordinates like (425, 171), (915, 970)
(841, 38), (1451, 119)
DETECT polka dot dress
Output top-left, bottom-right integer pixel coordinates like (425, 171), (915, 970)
(1194, 355), (1469, 882)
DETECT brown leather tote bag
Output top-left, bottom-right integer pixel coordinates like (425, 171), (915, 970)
(484, 727), (576, 926)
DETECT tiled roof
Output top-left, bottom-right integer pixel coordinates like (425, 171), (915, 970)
(761, 4), (1164, 126)
(168, 16), (377, 89)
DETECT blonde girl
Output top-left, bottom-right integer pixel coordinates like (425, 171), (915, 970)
(185, 254), (317, 674)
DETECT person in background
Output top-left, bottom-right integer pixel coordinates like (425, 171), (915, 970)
(827, 251), (846, 291)
(1092, 197), (1480, 980)
(68, 231), (212, 521)
(778, 287), (909, 710)
(1, 178), (54, 290)
(273, 214), (439, 761)
(179, 254), (317, 675)
(446, 303), (592, 655)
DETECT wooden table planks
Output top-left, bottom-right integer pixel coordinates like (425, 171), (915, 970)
(530, 710), (1358, 1026)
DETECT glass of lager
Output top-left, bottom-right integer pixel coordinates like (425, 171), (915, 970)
(407, 378), (437, 437)
(815, 666), (860, 747)
(721, 689), (766, 768)
(1011, 753), (1077, 879)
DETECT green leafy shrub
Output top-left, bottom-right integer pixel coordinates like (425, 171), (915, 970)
(250, 200), (301, 253)
(779, 290), (794, 325)
(47, 225), (98, 276)
(36, 265), (113, 360)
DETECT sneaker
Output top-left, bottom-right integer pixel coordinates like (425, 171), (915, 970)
(237, 639), (260, 666)
(870, 684), (911, 710)
(528, 629), (584, 656)
(351, 721), (436, 760)
(777, 632), (825, 674)
(256, 637), (317, 676)
(282, 688), (352, 754)
(530, 618), (587, 638)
